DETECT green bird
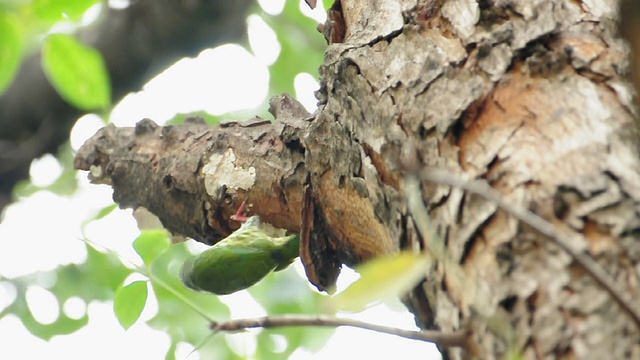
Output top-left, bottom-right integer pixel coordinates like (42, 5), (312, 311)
(180, 215), (300, 295)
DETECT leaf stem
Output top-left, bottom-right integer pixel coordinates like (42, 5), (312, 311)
(146, 272), (215, 323)
(77, 237), (215, 322)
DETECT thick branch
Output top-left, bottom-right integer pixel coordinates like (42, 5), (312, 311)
(74, 94), (402, 292)
(74, 113), (308, 245)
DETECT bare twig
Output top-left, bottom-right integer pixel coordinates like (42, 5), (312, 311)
(210, 314), (471, 348)
(419, 167), (640, 329)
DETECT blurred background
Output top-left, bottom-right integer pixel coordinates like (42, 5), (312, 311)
(0, 0), (443, 358)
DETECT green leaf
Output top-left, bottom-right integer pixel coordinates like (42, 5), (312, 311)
(32, 0), (100, 22)
(82, 243), (134, 297)
(42, 34), (111, 110)
(0, 12), (23, 96)
(2, 282), (89, 340)
(146, 243), (235, 359)
(330, 252), (432, 312)
(133, 229), (171, 266)
(114, 280), (148, 330)
(15, 307), (88, 340)
(4, 243), (132, 340)
(94, 203), (118, 220)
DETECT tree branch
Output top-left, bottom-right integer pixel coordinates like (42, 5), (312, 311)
(210, 314), (472, 349)
(74, 107), (310, 245)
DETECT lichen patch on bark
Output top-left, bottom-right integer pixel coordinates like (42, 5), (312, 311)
(202, 148), (257, 196)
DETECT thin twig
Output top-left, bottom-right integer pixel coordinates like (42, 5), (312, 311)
(210, 314), (470, 348)
(419, 167), (640, 329)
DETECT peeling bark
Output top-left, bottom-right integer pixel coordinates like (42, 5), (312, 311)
(74, 110), (307, 245)
(76, 0), (640, 359)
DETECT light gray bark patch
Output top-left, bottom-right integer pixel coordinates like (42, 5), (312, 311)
(478, 43), (512, 81)
(416, 71), (489, 135)
(441, 0), (480, 40)
(342, 0), (403, 46)
(509, 1), (557, 50)
(346, 26), (466, 94)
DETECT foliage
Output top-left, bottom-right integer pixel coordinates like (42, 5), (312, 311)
(0, 0), (438, 358)
(0, 1), (338, 359)
(113, 280), (148, 330)
(0, 12), (22, 95)
(330, 252), (432, 313)
(42, 33), (111, 110)
(13, 142), (81, 198)
(0, 244), (132, 340)
(263, 0), (325, 97)
(31, 0), (100, 22)
(0, 0), (102, 98)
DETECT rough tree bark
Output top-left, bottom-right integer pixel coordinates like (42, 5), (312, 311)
(75, 1), (640, 359)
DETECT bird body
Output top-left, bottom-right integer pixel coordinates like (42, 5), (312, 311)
(180, 216), (299, 295)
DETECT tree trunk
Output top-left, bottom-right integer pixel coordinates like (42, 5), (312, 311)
(75, 0), (640, 359)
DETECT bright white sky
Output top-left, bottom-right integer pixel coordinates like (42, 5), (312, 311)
(0, 1), (441, 359)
